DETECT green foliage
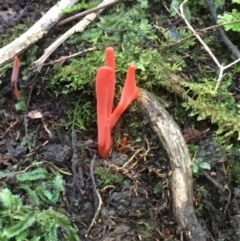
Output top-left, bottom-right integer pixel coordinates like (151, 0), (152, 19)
(51, 0), (157, 93)
(192, 158), (211, 177)
(0, 187), (79, 241)
(16, 167), (64, 205)
(182, 78), (240, 140)
(50, 52), (102, 94)
(231, 164), (240, 183)
(64, 99), (94, 130)
(63, 1), (100, 13)
(0, 167), (79, 240)
(94, 165), (124, 187)
(48, 0), (180, 130)
(170, 0), (205, 20)
(17, 167), (50, 181)
(188, 144), (198, 155)
(21, 131), (37, 148)
(14, 100), (27, 112)
(196, 186), (209, 198)
(0, 63), (13, 84)
(0, 24), (28, 48)
(68, 2), (155, 47)
(153, 182), (163, 194)
(218, 0), (240, 32)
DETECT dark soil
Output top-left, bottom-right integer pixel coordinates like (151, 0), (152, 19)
(1, 1), (240, 241)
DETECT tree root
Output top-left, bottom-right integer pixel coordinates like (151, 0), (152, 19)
(138, 89), (207, 241)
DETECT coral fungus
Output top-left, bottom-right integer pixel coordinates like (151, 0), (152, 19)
(96, 48), (139, 158)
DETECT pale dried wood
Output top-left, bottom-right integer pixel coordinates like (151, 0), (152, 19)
(138, 89), (207, 241)
(0, 0), (79, 67)
(33, 0), (120, 72)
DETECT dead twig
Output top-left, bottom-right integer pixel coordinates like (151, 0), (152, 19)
(33, 0), (120, 72)
(90, 154), (98, 211)
(204, 0), (240, 60)
(122, 148), (143, 168)
(0, 0), (79, 66)
(43, 47), (96, 67)
(71, 130), (84, 192)
(176, 0), (240, 92)
(0, 119), (20, 140)
(86, 155), (103, 237)
(201, 170), (225, 192)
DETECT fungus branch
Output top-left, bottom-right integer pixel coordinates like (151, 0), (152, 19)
(177, 0), (240, 92)
(96, 48), (139, 158)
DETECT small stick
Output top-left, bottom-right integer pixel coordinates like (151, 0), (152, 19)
(42, 47), (95, 66)
(90, 154), (98, 211)
(201, 170), (225, 192)
(33, 0), (119, 72)
(0, 0), (79, 66)
(177, 0), (240, 92)
(86, 154), (103, 237)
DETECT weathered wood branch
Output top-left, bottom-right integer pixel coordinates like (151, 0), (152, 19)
(0, 0), (79, 67)
(138, 89), (207, 241)
(33, 0), (119, 72)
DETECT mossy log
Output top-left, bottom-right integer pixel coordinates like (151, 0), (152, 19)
(138, 89), (207, 241)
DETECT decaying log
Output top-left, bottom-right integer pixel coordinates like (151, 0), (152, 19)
(0, 0), (79, 67)
(138, 89), (207, 241)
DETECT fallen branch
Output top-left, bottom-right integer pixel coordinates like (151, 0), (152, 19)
(138, 89), (207, 241)
(33, 0), (120, 72)
(0, 0), (79, 67)
(176, 0), (240, 92)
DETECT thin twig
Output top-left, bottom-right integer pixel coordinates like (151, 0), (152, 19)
(204, 0), (240, 59)
(0, 119), (20, 140)
(122, 148), (142, 168)
(90, 154), (98, 211)
(201, 170), (225, 192)
(86, 155), (103, 237)
(0, 0), (79, 66)
(177, 0), (240, 92)
(57, 0), (121, 26)
(33, 0), (119, 72)
(43, 47), (95, 66)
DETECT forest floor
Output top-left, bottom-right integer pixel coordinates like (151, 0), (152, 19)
(1, 0), (240, 241)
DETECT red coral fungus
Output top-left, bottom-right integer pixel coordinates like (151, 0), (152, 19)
(11, 56), (20, 100)
(96, 48), (139, 158)
(96, 66), (114, 158)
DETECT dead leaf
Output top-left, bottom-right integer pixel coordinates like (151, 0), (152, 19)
(28, 110), (43, 119)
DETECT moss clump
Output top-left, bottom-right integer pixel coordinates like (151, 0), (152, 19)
(94, 165), (124, 187)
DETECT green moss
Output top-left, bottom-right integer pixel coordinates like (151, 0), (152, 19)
(0, 166), (79, 241)
(94, 165), (124, 187)
(45, 0), (240, 142)
(182, 77), (240, 140)
(0, 24), (28, 48)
